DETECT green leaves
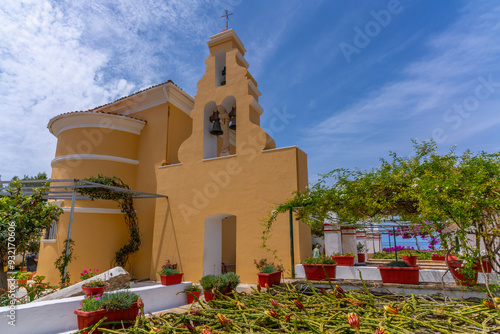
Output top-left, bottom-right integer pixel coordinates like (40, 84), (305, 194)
(263, 140), (500, 276)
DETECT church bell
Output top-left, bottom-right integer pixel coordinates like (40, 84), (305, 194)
(229, 113), (236, 130)
(229, 106), (236, 131)
(210, 117), (223, 136)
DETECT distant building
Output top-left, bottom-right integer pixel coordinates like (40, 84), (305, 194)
(38, 29), (311, 283)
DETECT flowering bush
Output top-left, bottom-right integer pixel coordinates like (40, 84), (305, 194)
(161, 260), (177, 271)
(388, 223), (441, 250)
(80, 269), (99, 280)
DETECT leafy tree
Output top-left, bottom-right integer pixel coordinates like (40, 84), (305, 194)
(0, 176), (62, 293)
(264, 140), (500, 289)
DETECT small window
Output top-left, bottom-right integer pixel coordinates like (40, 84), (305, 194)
(215, 50), (226, 87)
(44, 220), (58, 241)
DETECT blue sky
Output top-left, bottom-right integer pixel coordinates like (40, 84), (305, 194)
(1, 0), (500, 183)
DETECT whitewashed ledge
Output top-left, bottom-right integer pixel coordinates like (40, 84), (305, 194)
(295, 264), (499, 284)
(0, 282), (191, 334)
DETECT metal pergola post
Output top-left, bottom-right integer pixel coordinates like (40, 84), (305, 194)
(61, 180), (77, 288)
(289, 207), (295, 278)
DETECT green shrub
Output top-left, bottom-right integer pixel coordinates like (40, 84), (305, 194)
(303, 255), (336, 265)
(262, 265), (278, 273)
(81, 290), (139, 312)
(158, 268), (180, 275)
(200, 273), (240, 292)
(216, 272), (240, 291)
(385, 260), (411, 267)
(199, 275), (218, 290)
(254, 258), (284, 272)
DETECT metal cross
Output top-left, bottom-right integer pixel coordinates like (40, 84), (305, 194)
(220, 9), (234, 30)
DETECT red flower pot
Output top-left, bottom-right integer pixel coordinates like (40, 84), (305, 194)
(186, 290), (202, 304)
(401, 255), (417, 266)
(432, 255), (446, 261)
(82, 284), (108, 297)
(204, 290), (215, 301)
(74, 302), (139, 334)
(17, 279), (27, 284)
(332, 256), (355, 266)
(477, 260), (492, 273)
(303, 264), (336, 281)
(378, 266), (420, 285)
(448, 260), (478, 286)
(257, 271), (282, 287)
(203, 288), (233, 301)
(357, 254), (365, 263)
(160, 273), (183, 285)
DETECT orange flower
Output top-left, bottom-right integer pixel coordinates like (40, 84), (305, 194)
(335, 285), (345, 296)
(384, 305), (398, 315)
(294, 300), (304, 310)
(347, 312), (359, 328)
(217, 313), (232, 326)
(483, 300), (496, 309)
(266, 309), (278, 318)
(201, 328), (213, 334)
(374, 327), (388, 334)
(270, 298), (278, 308)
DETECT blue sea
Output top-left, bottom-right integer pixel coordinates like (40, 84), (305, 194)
(380, 234), (441, 251)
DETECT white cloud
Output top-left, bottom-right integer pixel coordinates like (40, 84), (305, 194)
(0, 0), (225, 180)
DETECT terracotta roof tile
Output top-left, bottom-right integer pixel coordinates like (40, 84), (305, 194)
(56, 80), (185, 122)
(56, 110), (146, 122)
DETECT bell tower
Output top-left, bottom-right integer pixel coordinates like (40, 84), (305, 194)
(178, 29), (275, 163)
(153, 29), (310, 284)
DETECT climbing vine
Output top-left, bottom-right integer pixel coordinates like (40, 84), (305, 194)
(54, 238), (74, 286)
(77, 175), (141, 268)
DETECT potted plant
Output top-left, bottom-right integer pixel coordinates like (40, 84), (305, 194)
(158, 260), (183, 285)
(80, 269), (109, 296)
(401, 249), (418, 266)
(447, 258), (478, 286)
(332, 252), (356, 266)
(378, 260), (420, 285)
(200, 272), (240, 301)
(11, 271), (30, 284)
(254, 259), (283, 287)
(302, 255), (337, 281)
(74, 290), (142, 334)
(431, 250), (446, 261)
(182, 285), (202, 304)
(357, 243), (366, 263)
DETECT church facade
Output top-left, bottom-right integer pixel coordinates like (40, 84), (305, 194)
(38, 29), (311, 284)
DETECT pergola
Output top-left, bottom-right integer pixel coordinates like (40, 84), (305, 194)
(0, 178), (167, 283)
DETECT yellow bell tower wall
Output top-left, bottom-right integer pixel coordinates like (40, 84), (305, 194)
(150, 29), (310, 283)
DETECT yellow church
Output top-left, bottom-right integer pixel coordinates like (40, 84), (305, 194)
(38, 29), (311, 284)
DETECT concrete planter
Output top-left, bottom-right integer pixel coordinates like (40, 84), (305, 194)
(401, 255), (418, 266)
(81, 283), (109, 297)
(448, 260), (478, 286)
(303, 264), (336, 281)
(333, 256), (355, 266)
(185, 290), (202, 304)
(378, 266), (420, 284)
(257, 271), (282, 287)
(160, 273), (183, 285)
(74, 302), (139, 334)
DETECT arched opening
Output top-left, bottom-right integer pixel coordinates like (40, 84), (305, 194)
(203, 213), (237, 276)
(203, 101), (218, 159)
(215, 50), (226, 87)
(221, 96), (236, 155)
